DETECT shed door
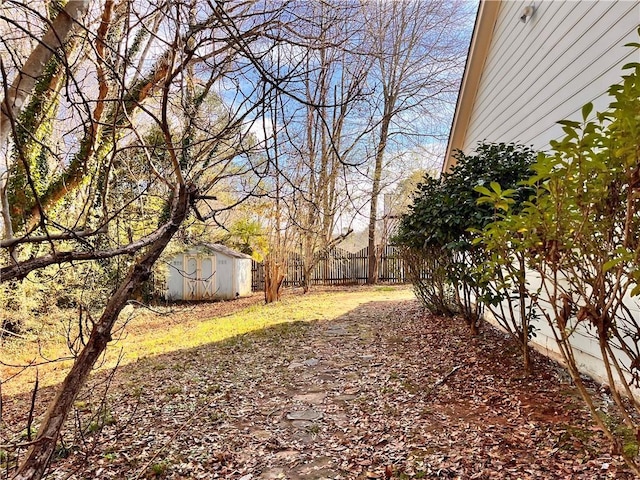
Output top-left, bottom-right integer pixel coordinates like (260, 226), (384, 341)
(183, 255), (216, 300)
(184, 256), (199, 300)
(200, 257), (215, 299)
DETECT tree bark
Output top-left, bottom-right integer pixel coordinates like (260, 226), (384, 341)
(0, 1), (90, 154)
(517, 253), (532, 376)
(264, 258), (285, 303)
(367, 114), (391, 284)
(12, 183), (194, 480)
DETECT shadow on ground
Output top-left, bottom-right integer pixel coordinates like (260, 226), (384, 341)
(1, 297), (631, 479)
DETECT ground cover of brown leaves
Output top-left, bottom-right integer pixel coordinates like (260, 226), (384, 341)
(3, 292), (634, 479)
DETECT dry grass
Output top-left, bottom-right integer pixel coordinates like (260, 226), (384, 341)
(0, 285), (414, 396)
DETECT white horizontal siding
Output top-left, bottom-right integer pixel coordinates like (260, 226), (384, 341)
(482, 269), (640, 390)
(453, 0), (640, 390)
(463, 0), (640, 153)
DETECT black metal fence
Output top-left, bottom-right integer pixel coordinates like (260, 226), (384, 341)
(251, 245), (406, 291)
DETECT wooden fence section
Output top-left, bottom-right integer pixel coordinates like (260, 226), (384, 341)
(252, 245), (406, 291)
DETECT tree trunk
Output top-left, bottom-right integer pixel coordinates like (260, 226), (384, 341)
(0, 1), (90, 238)
(0, 1), (90, 154)
(517, 254), (532, 376)
(469, 317), (480, 336)
(12, 183), (193, 480)
(367, 115), (391, 285)
(264, 258), (285, 303)
(302, 264), (313, 294)
(366, 219), (379, 285)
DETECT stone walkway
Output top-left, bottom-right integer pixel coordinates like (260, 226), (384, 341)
(259, 320), (372, 479)
(39, 297), (632, 479)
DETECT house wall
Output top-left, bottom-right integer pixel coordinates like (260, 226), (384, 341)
(462, 0), (640, 153)
(485, 272), (639, 389)
(456, 0), (640, 388)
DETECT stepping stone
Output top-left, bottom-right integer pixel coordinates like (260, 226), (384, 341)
(291, 420), (314, 428)
(327, 413), (349, 426)
(293, 392), (325, 404)
(287, 358), (319, 369)
(260, 467), (286, 479)
(325, 326), (349, 336)
(333, 394), (357, 402)
(307, 383), (336, 392)
(251, 429), (272, 441)
(286, 409), (324, 421)
(274, 450), (299, 462)
(316, 374), (339, 384)
(295, 456), (335, 475)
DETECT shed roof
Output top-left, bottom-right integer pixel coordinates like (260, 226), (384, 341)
(204, 243), (253, 260)
(187, 243), (253, 260)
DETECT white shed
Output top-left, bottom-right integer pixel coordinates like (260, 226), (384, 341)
(165, 244), (253, 301)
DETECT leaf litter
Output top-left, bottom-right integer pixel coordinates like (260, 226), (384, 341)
(2, 293), (634, 479)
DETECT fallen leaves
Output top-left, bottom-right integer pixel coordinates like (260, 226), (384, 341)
(1, 289), (634, 479)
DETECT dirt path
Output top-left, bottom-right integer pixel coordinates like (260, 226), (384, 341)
(10, 297), (633, 479)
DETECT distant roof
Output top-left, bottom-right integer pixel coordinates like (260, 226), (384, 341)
(189, 243), (253, 260)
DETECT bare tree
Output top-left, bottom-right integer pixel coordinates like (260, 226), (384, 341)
(361, 0), (472, 284)
(0, 1), (303, 477)
(261, 0), (368, 295)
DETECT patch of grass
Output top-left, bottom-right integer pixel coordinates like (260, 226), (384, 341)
(86, 422), (100, 434)
(20, 426), (37, 440)
(150, 460), (170, 477)
(208, 411), (226, 424)
(164, 385), (182, 395)
(130, 385), (144, 398)
(623, 436), (639, 458)
(306, 423), (321, 435)
(598, 412), (640, 458)
(129, 292), (406, 360)
(1, 287), (415, 395)
(399, 472), (428, 480)
(54, 443), (72, 459)
(558, 425), (597, 454)
(86, 406), (116, 434)
(374, 286), (397, 292)
(401, 380), (418, 394)
(566, 425), (594, 442)
(206, 384), (221, 394)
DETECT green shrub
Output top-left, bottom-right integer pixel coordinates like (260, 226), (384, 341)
(395, 142), (536, 333)
(476, 33), (640, 474)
